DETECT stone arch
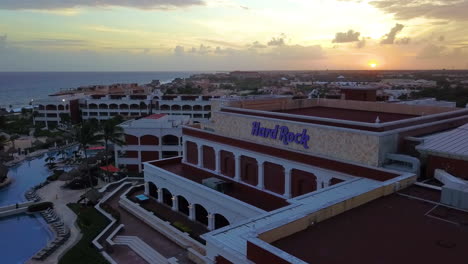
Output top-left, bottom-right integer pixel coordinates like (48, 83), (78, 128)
(162, 188), (173, 207)
(182, 105), (192, 111)
(220, 151), (235, 178)
(46, 104), (57, 110)
(160, 104), (170, 111)
(193, 105), (202, 111)
(120, 104), (129, 109)
(171, 105), (181, 111)
(89, 104), (97, 109)
(58, 105), (65, 110)
(148, 182), (158, 199)
(214, 213), (230, 229)
(186, 141), (198, 164)
(177, 196), (190, 216)
(195, 204), (208, 226)
(162, 135), (179, 146)
(109, 103), (118, 109)
(204, 105), (211, 111)
(140, 135), (159, 145)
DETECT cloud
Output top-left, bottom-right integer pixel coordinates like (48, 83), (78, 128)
(418, 44), (447, 59)
(367, 0), (468, 21)
(174, 45), (185, 56)
(270, 44), (324, 60)
(0, 0), (205, 10)
(14, 38), (88, 47)
(0, 34), (6, 49)
(249, 41), (267, 49)
(381, 23), (404, 44)
(268, 34), (286, 46)
(395, 37), (411, 45)
(439, 35), (445, 42)
(332, 30), (360, 43)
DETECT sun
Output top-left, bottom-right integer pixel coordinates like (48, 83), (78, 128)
(368, 61), (378, 69)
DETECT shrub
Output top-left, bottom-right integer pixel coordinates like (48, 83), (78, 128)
(173, 221), (192, 233)
(28, 202), (54, 212)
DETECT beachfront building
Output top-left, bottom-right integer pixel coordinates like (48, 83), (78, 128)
(33, 86), (218, 127)
(115, 114), (190, 173)
(80, 93), (155, 122)
(154, 95), (218, 123)
(32, 95), (82, 128)
(139, 97), (468, 264)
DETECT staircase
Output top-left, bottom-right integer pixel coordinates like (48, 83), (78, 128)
(114, 235), (174, 264)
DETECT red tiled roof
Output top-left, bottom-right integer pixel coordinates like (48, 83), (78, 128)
(144, 114), (167, 120)
(100, 165), (120, 172)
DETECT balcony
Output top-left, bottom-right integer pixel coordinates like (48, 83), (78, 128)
(148, 158), (289, 212)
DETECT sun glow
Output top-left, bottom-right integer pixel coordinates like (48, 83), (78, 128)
(368, 61), (378, 69)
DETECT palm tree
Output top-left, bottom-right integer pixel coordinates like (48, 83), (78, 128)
(100, 119), (125, 179)
(73, 121), (101, 189)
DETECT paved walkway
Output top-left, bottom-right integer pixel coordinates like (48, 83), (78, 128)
(106, 187), (193, 264)
(26, 180), (85, 264)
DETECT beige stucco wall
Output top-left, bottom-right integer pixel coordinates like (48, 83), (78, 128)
(211, 111), (384, 166)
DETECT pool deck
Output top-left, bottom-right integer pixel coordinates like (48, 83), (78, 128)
(26, 180), (85, 264)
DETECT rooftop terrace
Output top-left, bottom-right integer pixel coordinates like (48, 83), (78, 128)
(273, 185), (468, 264)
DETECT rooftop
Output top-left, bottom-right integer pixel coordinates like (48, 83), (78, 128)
(417, 123), (468, 161)
(220, 98), (468, 132)
(119, 114), (190, 129)
(275, 106), (416, 123)
(273, 185), (468, 264)
(150, 158), (289, 211)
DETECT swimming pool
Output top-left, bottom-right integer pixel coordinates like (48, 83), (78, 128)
(0, 152), (66, 263)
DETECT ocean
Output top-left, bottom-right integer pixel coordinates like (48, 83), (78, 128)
(0, 72), (200, 109)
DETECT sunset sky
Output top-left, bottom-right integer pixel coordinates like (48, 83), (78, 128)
(0, 0), (467, 71)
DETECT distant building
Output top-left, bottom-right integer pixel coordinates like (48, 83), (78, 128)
(229, 71), (261, 79)
(396, 98), (456, 108)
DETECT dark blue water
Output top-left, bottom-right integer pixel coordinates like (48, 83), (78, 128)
(0, 71), (200, 108)
(0, 214), (53, 264)
(0, 153), (60, 263)
(0, 153), (55, 206)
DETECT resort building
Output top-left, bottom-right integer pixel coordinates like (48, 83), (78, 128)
(32, 95), (82, 128)
(33, 87), (218, 127)
(139, 97), (468, 264)
(115, 114), (190, 173)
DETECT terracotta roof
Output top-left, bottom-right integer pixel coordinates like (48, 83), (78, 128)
(144, 114), (167, 120)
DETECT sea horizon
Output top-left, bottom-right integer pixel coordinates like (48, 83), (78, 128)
(0, 71), (205, 109)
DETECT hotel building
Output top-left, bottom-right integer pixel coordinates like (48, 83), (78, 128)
(141, 97), (468, 264)
(33, 87), (218, 127)
(115, 114), (190, 173)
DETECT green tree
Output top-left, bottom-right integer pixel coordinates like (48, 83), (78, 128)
(99, 120), (125, 179)
(72, 122), (101, 189)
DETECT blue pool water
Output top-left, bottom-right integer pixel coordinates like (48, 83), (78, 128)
(0, 153), (60, 263)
